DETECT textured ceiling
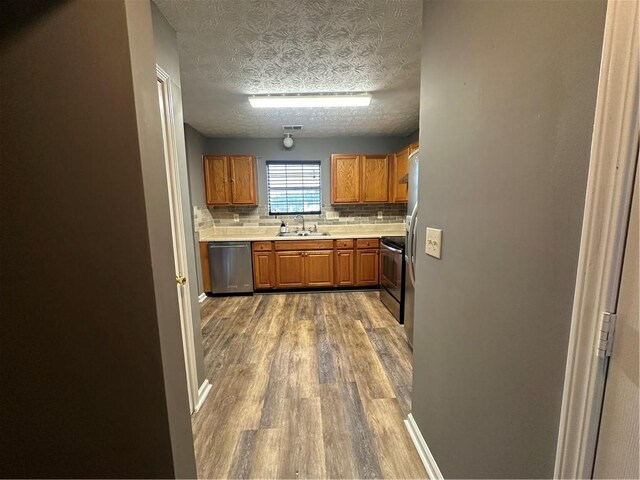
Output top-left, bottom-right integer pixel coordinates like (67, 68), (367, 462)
(154, 0), (422, 138)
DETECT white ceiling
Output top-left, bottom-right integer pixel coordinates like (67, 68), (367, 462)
(154, 0), (422, 138)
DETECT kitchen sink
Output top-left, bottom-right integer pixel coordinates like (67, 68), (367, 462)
(277, 231), (330, 237)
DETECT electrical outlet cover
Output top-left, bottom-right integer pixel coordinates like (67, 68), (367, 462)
(233, 214), (240, 222)
(426, 227), (442, 258)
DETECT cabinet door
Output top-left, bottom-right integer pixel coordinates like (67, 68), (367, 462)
(229, 155), (257, 205)
(204, 155), (230, 205)
(305, 250), (334, 287)
(199, 241), (212, 293)
(253, 251), (274, 290)
(361, 155), (389, 202)
(331, 154), (360, 203)
(390, 148), (409, 203)
(275, 251), (305, 288)
(335, 249), (355, 286)
(356, 249), (379, 286)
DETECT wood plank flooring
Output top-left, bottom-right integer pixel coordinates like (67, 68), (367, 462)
(193, 291), (427, 479)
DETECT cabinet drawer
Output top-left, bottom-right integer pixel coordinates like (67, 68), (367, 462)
(252, 241), (273, 252)
(356, 238), (380, 249)
(335, 239), (354, 249)
(274, 240), (334, 251)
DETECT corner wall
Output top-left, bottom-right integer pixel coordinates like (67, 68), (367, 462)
(411, 0), (606, 477)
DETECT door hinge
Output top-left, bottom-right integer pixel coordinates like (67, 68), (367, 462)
(596, 312), (617, 358)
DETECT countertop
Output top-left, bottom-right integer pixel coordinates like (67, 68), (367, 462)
(198, 223), (406, 242)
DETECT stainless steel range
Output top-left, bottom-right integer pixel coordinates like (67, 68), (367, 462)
(379, 236), (405, 323)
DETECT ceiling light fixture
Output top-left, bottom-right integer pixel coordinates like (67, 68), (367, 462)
(283, 133), (294, 149)
(249, 93), (371, 108)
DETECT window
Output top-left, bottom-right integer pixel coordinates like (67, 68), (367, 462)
(266, 161), (321, 215)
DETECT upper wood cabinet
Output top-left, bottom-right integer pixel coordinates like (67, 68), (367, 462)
(204, 155), (257, 206)
(360, 155), (389, 202)
(331, 154), (360, 203)
(389, 142), (418, 203)
(204, 156), (231, 205)
(229, 155), (257, 204)
(390, 149), (409, 203)
(330, 154), (389, 204)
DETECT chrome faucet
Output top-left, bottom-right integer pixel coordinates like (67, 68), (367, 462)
(293, 214), (305, 232)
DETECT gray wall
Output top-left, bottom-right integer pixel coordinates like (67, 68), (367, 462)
(151, 2), (206, 388)
(205, 136), (413, 205)
(185, 124), (208, 293)
(1, 0), (195, 477)
(411, 1), (606, 478)
(186, 124), (208, 207)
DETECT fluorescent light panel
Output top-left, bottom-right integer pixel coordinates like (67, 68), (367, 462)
(249, 93), (371, 108)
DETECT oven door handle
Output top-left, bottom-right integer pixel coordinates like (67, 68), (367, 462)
(381, 243), (403, 254)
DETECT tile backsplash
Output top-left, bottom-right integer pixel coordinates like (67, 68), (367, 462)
(193, 205), (215, 231)
(193, 203), (407, 229)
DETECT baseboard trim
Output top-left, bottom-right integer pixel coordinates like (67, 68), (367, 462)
(193, 379), (212, 413)
(198, 292), (207, 303)
(405, 413), (444, 480)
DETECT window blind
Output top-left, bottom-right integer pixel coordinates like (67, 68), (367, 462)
(266, 161), (321, 215)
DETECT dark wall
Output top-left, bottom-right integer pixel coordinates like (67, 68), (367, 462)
(411, 0), (606, 478)
(0, 0), (195, 477)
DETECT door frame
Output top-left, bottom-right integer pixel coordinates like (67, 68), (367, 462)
(156, 65), (201, 413)
(554, 1), (639, 477)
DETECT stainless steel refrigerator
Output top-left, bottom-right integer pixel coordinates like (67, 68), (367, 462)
(404, 149), (419, 347)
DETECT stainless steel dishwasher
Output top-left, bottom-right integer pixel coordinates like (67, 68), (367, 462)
(208, 242), (254, 294)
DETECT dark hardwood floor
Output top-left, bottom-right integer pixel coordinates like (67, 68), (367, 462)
(193, 291), (427, 479)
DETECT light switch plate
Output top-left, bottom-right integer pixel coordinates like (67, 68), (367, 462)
(426, 227), (442, 258)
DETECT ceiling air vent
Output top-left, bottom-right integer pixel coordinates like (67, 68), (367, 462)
(282, 125), (303, 131)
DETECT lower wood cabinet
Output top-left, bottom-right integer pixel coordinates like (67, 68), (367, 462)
(305, 250), (334, 287)
(274, 250), (334, 288)
(275, 251), (305, 288)
(253, 251), (275, 289)
(199, 241), (212, 293)
(335, 250), (355, 286)
(252, 238), (379, 290)
(356, 249), (379, 286)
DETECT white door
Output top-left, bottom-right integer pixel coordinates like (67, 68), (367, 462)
(156, 66), (199, 413)
(593, 168), (639, 479)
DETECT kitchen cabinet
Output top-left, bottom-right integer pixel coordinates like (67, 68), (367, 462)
(204, 156), (230, 205)
(330, 155), (360, 203)
(335, 249), (355, 286)
(204, 155), (257, 206)
(389, 142), (418, 203)
(251, 239), (379, 290)
(275, 251), (305, 288)
(274, 240), (334, 288)
(252, 242), (275, 290)
(331, 154), (389, 204)
(356, 238), (380, 286)
(229, 155), (258, 204)
(356, 250), (379, 286)
(199, 241), (212, 293)
(305, 250), (334, 287)
(360, 155), (389, 202)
